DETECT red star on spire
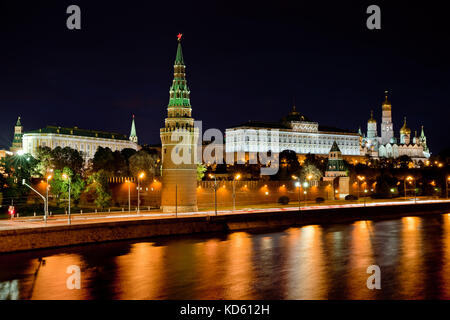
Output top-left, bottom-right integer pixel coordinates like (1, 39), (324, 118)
(177, 33), (182, 41)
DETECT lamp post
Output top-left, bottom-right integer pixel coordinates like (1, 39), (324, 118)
(232, 173), (241, 212)
(46, 174), (52, 220)
(292, 175), (301, 212)
(62, 173), (71, 225)
(22, 179), (47, 223)
(446, 176), (450, 199)
(405, 176), (413, 202)
(364, 189), (368, 207)
(209, 174), (218, 216)
(137, 172), (145, 214)
(303, 181), (309, 207)
(127, 179), (131, 212)
(357, 175), (365, 201)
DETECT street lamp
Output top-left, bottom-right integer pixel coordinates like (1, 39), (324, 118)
(303, 181), (309, 207)
(357, 175), (365, 200)
(126, 179), (131, 212)
(46, 174), (52, 220)
(232, 173), (241, 212)
(209, 174), (218, 216)
(446, 176), (450, 199)
(62, 173), (71, 225)
(405, 176), (414, 201)
(137, 172), (145, 213)
(292, 175), (301, 212)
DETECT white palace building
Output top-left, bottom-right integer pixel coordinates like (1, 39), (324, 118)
(225, 105), (361, 158)
(11, 116), (139, 161)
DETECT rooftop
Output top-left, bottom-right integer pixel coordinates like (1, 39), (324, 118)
(24, 126), (129, 141)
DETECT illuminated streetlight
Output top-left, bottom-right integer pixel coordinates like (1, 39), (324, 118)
(46, 174), (52, 220)
(209, 174), (218, 216)
(62, 173), (71, 225)
(232, 173), (241, 212)
(137, 172), (145, 214)
(126, 179), (131, 212)
(357, 175), (365, 200)
(292, 175), (301, 212)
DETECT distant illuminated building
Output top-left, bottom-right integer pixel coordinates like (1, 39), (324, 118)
(12, 116), (139, 160)
(360, 91), (430, 162)
(225, 105), (361, 159)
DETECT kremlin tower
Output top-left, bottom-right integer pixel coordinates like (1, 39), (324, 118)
(160, 34), (199, 213)
(381, 91), (394, 144)
(129, 115), (138, 144)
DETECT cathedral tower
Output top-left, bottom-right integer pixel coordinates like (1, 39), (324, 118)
(10, 116), (23, 153)
(381, 91), (394, 144)
(367, 110), (377, 139)
(160, 34), (199, 213)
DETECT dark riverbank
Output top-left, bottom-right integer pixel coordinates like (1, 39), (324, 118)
(1, 201), (450, 254)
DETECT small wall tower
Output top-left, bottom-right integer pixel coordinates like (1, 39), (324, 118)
(10, 116), (23, 153)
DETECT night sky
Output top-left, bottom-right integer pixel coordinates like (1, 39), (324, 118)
(1, 1), (449, 153)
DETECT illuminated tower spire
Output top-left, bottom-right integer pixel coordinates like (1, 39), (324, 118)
(129, 114), (138, 143)
(381, 91), (394, 144)
(160, 34), (199, 213)
(367, 110), (377, 139)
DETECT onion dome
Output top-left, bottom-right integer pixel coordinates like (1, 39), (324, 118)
(368, 110), (376, 123)
(400, 117), (411, 135)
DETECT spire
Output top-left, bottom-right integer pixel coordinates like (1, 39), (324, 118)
(175, 33), (184, 65)
(168, 34), (191, 108)
(368, 110), (376, 123)
(420, 125), (426, 138)
(358, 126), (363, 136)
(382, 90), (391, 109)
(129, 114), (138, 143)
(16, 116), (21, 127)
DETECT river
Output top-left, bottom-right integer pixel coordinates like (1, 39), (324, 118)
(1, 213), (450, 300)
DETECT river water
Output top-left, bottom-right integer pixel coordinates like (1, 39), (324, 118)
(1, 213), (450, 300)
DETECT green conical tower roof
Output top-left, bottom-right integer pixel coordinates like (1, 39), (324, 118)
(175, 40), (184, 65)
(16, 116), (21, 127)
(129, 114), (137, 141)
(330, 141), (341, 152)
(168, 34), (191, 108)
(420, 125), (426, 138)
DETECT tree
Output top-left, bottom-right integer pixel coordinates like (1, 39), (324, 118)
(129, 150), (159, 179)
(92, 147), (115, 173)
(197, 163), (206, 181)
(86, 170), (111, 209)
(299, 164), (323, 182)
(0, 153), (39, 207)
(36, 146), (53, 175)
(48, 167), (85, 207)
(47, 146), (84, 175)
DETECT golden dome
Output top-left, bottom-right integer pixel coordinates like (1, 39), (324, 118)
(368, 110), (376, 123)
(400, 117), (411, 135)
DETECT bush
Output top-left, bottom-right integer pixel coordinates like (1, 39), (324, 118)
(315, 197), (325, 203)
(278, 196), (290, 205)
(345, 195), (358, 201)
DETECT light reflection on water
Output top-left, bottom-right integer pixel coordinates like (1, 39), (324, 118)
(1, 213), (450, 300)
